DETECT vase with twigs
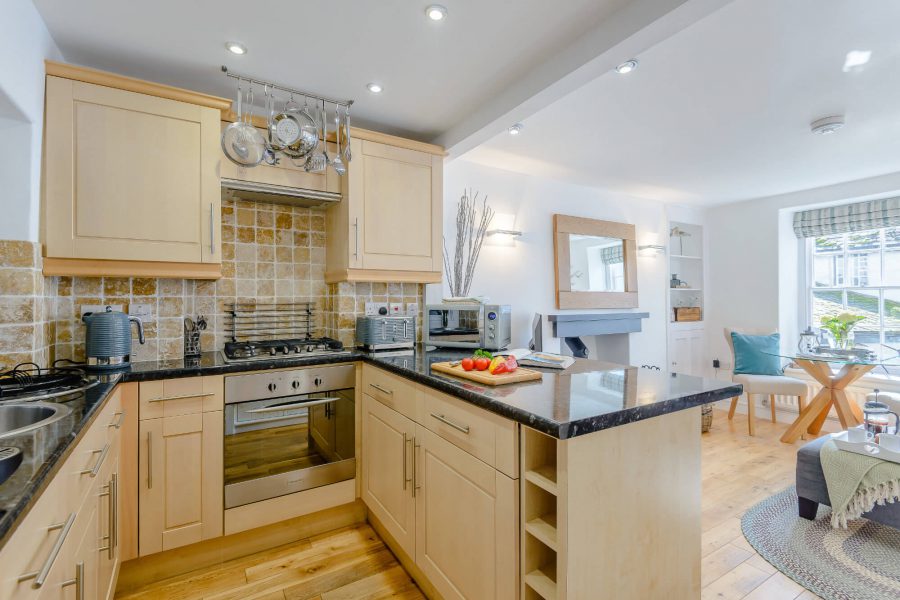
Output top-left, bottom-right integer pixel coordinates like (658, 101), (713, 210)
(443, 189), (494, 298)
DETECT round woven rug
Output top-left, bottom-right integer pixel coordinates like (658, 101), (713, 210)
(742, 487), (900, 600)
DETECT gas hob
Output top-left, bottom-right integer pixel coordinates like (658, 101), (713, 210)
(221, 337), (350, 363)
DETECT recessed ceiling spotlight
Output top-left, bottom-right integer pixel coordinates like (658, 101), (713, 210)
(225, 42), (247, 55)
(843, 50), (872, 72)
(811, 115), (845, 135)
(508, 123), (524, 136)
(615, 59), (639, 74)
(366, 82), (383, 94)
(425, 4), (448, 21)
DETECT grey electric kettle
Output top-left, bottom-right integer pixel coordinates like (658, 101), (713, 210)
(82, 306), (145, 370)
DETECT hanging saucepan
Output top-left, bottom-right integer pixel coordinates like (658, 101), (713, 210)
(221, 80), (267, 167)
(282, 98), (319, 166)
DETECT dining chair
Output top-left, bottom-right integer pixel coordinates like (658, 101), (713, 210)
(724, 328), (809, 436)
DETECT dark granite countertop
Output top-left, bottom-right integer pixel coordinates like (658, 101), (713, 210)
(0, 346), (741, 550)
(0, 375), (120, 548)
(121, 347), (742, 439)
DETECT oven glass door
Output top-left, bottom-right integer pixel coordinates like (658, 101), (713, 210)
(223, 388), (355, 508)
(427, 308), (483, 346)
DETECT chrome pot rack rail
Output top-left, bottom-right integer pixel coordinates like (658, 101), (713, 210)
(221, 66), (353, 110)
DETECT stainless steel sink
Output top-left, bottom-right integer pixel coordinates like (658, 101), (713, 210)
(0, 402), (72, 440)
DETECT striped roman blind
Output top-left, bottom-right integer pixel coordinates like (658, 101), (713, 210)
(793, 197), (900, 238)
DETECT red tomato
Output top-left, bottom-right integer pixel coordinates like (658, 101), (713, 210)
(474, 357), (490, 371)
(461, 358), (475, 371)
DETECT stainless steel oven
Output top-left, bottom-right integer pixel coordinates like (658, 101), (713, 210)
(223, 364), (355, 509)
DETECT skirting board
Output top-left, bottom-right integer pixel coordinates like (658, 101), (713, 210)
(224, 479), (356, 535)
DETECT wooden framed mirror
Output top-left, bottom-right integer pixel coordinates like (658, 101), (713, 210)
(553, 214), (638, 309)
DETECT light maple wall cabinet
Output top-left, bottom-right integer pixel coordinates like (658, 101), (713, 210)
(360, 365), (518, 600)
(41, 62), (229, 279)
(137, 376), (224, 556)
(326, 133), (444, 283)
(0, 385), (125, 600)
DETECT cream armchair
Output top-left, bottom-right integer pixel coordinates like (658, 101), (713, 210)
(724, 328), (809, 436)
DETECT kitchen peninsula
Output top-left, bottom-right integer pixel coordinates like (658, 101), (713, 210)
(0, 347), (740, 600)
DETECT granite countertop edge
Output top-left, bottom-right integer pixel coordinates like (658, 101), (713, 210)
(0, 350), (743, 550)
(0, 378), (120, 548)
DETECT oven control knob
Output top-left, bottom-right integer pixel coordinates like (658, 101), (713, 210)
(267, 383), (277, 392)
(269, 348), (277, 356)
(314, 377), (323, 387)
(292, 380), (300, 390)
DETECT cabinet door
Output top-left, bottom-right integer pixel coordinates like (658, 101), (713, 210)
(668, 330), (691, 374)
(353, 140), (442, 272)
(138, 411), (223, 556)
(415, 427), (517, 600)
(97, 459), (119, 600)
(361, 393), (416, 557)
(44, 76), (221, 264)
(688, 330), (707, 378)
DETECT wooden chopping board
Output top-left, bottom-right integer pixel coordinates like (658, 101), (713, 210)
(430, 361), (543, 386)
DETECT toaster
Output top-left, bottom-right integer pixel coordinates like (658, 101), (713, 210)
(356, 316), (416, 351)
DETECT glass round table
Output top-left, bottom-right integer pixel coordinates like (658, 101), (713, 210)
(764, 351), (896, 443)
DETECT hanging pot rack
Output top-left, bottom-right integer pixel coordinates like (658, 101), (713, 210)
(221, 66), (353, 111)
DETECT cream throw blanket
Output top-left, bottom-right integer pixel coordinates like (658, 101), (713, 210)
(820, 439), (900, 528)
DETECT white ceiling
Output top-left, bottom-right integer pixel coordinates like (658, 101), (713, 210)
(462, 0), (900, 206)
(31, 0), (635, 141)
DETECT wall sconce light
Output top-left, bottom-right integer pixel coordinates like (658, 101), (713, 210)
(638, 244), (665, 256)
(485, 213), (522, 247)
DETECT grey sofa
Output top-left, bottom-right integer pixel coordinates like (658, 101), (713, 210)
(796, 435), (900, 529)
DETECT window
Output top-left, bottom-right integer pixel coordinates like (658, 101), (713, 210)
(809, 227), (900, 360)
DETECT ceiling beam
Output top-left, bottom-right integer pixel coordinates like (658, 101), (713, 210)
(433, 0), (734, 158)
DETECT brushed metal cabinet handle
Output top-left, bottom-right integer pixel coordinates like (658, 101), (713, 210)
(412, 438), (421, 498)
(209, 202), (215, 255)
(17, 512), (77, 587)
(111, 473), (118, 552)
(147, 392), (216, 403)
(80, 443), (110, 477)
(61, 561), (83, 600)
(147, 431), (153, 489)
(430, 413), (470, 434)
(108, 411), (125, 429)
(353, 218), (359, 259)
(402, 433), (408, 490)
(369, 383), (393, 395)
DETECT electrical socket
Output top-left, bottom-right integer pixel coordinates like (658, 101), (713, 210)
(129, 303), (153, 319)
(365, 302), (389, 316)
(80, 304), (123, 318)
(405, 302), (419, 316)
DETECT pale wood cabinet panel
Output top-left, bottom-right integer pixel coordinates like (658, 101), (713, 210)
(138, 410), (223, 556)
(325, 137), (443, 282)
(43, 75), (221, 266)
(361, 393), (417, 557)
(415, 427), (517, 600)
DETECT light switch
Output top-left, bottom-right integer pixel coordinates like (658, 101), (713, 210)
(389, 303), (403, 315)
(129, 303), (153, 318)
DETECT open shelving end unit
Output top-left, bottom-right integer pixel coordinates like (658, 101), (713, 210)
(521, 427), (560, 600)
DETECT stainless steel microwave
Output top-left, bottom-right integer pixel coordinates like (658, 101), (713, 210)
(424, 304), (511, 350)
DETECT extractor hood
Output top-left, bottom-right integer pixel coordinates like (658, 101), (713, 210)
(221, 178), (342, 208)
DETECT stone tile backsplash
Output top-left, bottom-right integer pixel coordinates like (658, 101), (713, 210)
(0, 241), (53, 369)
(0, 198), (425, 367)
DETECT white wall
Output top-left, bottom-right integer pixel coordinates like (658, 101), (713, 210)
(0, 0), (63, 241)
(429, 159), (672, 370)
(705, 170), (900, 371)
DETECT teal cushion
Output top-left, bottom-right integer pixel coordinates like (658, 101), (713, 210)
(731, 332), (783, 376)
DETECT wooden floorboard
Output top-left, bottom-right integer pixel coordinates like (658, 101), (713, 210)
(118, 408), (832, 600)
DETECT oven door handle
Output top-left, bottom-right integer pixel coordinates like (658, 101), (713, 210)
(245, 398), (340, 414)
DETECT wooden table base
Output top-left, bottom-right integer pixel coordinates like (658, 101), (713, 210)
(780, 360), (873, 443)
